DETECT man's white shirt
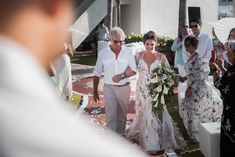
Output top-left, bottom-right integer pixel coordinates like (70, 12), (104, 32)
(94, 46), (137, 85)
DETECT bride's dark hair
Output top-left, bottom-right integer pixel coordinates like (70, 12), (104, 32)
(143, 31), (157, 44)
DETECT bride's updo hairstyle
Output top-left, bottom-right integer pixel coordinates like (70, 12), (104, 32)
(143, 31), (157, 44)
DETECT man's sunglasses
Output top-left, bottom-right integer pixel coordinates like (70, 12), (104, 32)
(112, 39), (124, 44)
(190, 25), (199, 28)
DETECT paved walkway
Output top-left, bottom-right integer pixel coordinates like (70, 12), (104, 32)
(71, 63), (95, 80)
(71, 63), (211, 157)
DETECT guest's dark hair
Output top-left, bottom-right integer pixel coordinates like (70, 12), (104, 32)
(184, 35), (199, 49)
(228, 27), (235, 40)
(190, 17), (202, 26)
(143, 31), (157, 44)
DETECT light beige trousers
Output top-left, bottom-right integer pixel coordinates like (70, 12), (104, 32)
(103, 84), (131, 135)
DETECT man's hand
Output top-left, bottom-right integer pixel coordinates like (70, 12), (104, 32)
(112, 74), (122, 83)
(124, 66), (134, 76)
(93, 91), (100, 102)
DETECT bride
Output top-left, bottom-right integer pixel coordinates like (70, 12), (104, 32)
(126, 31), (185, 154)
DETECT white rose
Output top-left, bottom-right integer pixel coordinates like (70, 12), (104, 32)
(156, 86), (162, 92)
(163, 85), (169, 94)
(150, 77), (159, 83)
(160, 94), (165, 104)
(162, 74), (167, 81)
(167, 80), (174, 87)
(153, 93), (159, 101)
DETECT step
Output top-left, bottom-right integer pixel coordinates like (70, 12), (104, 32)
(73, 50), (97, 57)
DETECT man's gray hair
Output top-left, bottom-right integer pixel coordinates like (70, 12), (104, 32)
(109, 27), (126, 40)
(228, 40), (235, 53)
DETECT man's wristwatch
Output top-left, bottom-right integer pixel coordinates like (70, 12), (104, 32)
(121, 73), (125, 79)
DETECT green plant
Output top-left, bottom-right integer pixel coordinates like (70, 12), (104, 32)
(125, 33), (144, 43)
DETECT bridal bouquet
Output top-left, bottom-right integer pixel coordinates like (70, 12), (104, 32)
(148, 66), (178, 114)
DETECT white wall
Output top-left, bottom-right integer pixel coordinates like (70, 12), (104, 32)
(121, 0), (218, 38)
(121, 0), (141, 35)
(187, 0), (218, 37)
(140, 0), (179, 37)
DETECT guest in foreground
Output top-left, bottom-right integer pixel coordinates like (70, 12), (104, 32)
(53, 42), (73, 100)
(0, 1), (146, 156)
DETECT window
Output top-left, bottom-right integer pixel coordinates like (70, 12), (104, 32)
(188, 7), (201, 22)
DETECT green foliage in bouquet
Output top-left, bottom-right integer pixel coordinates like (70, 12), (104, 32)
(148, 66), (178, 115)
(125, 33), (174, 65)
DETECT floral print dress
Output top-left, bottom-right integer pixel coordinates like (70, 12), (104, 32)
(181, 52), (223, 142)
(214, 64), (235, 157)
(126, 52), (185, 152)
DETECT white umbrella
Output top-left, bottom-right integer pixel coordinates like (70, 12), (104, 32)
(214, 17), (235, 44)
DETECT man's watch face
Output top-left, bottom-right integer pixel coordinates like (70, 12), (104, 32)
(122, 73), (125, 79)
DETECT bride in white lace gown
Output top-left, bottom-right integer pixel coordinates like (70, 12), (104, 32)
(126, 31), (185, 153)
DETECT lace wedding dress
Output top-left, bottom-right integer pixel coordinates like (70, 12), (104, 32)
(126, 52), (185, 152)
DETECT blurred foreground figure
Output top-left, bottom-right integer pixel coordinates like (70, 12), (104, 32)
(54, 42), (73, 100)
(0, 1), (146, 157)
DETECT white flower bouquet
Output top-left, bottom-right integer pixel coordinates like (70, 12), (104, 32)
(148, 66), (178, 114)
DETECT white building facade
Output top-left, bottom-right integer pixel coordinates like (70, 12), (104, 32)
(72, 0), (218, 48)
(121, 0), (218, 38)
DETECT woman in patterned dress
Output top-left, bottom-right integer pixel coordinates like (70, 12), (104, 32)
(180, 35), (223, 142)
(126, 31), (185, 154)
